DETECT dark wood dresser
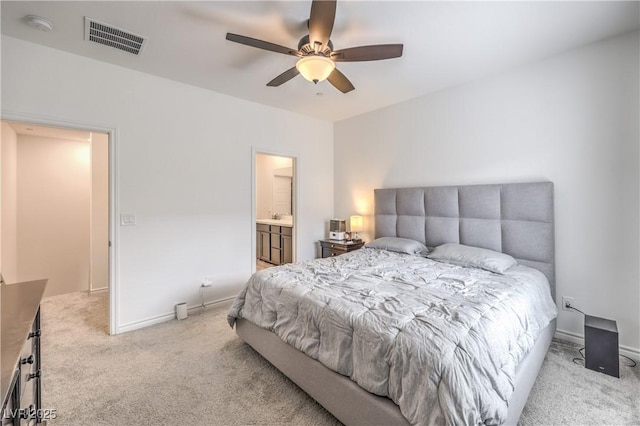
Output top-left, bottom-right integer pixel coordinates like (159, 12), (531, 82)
(319, 239), (365, 258)
(1, 279), (48, 425)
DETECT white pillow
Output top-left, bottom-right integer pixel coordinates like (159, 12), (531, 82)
(365, 237), (429, 256)
(427, 243), (517, 274)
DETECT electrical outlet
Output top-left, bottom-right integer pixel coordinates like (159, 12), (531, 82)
(562, 296), (574, 311)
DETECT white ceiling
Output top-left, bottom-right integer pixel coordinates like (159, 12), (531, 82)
(1, 1), (638, 122)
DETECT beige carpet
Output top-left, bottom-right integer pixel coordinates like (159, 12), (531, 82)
(40, 292), (639, 425)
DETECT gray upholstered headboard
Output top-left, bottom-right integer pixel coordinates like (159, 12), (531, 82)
(374, 182), (555, 298)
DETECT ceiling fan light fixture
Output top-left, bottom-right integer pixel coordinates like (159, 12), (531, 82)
(296, 55), (335, 84)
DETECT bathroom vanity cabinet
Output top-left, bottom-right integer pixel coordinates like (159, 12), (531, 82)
(257, 223), (292, 265)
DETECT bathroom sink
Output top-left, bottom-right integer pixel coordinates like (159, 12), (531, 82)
(257, 218), (293, 227)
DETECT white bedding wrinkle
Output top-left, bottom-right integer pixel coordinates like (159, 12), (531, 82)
(227, 248), (557, 425)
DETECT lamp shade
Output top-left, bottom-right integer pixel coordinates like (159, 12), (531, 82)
(296, 55), (335, 84)
(350, 215), (363, 232)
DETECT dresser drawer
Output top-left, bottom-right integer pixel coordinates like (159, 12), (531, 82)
(323, 248), (344, 258)
(324, 242), (347, 252)
(319, 240), (364, 258)
(3, 339), (40, 425)
(19, 357), (37, 402)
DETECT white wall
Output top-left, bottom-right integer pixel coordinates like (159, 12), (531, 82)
(0, 122), (18, 283)
(91, 133), (109, 291)
(17, 135), (91, 297)
(1, 36), (333, 332)
(334, 31), (640, 353)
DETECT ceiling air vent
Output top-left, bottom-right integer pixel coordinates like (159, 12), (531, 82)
(84, 17), (147, 55)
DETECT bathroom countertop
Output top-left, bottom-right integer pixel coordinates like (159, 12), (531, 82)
(257, 218), (293, 227)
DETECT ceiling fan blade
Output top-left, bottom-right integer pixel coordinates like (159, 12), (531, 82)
(226, 33), (299, 57)
(331, 44), (404, 62)
(308, 0), (336, 49)
(267, 67), (300, 87)
(327, 68), (354, 93)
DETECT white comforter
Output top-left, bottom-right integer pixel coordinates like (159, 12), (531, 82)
(228, 248), (557, 425)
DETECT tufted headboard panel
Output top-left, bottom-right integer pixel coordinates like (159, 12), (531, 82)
(375, 182), (555, 298)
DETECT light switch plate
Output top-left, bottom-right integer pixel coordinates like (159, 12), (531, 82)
(120, 214), (136, 226)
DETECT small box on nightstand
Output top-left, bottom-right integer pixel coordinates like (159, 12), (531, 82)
(584, 315), (619, 378)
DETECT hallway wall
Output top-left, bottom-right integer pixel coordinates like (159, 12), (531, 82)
(17, 134), (91, 297)
(0, 122), (18, 283)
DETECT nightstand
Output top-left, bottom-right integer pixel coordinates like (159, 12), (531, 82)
(320, 239), (365, 258)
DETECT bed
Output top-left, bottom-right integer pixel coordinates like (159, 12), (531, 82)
(228, 182), (557, 425)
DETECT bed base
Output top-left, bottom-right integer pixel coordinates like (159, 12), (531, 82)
(236, 318), (556, 425)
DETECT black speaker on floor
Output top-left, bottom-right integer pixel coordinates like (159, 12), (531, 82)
(584, 315), (619, 378)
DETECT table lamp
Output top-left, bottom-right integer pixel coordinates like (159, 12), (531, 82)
(350, 215), (363, 241)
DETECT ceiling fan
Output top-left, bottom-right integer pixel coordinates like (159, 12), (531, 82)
(225, 0), (403, 93)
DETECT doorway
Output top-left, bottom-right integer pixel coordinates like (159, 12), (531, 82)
(253, 150), (297, 273)
(1, 119), (111, 331)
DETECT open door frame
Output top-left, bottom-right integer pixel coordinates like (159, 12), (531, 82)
(2, 111), (119, 335)
(251, 147), (298, 273)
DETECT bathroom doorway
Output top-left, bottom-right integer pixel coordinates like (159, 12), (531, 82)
(253, 151), (296, 272)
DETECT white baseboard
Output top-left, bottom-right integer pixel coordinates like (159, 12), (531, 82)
(188, 295), (236, 313)
(555, 328), (640, 361)
(117, 311), (176, 334)
(90, 286), (108, 293)
(116, 296), (236, 334)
